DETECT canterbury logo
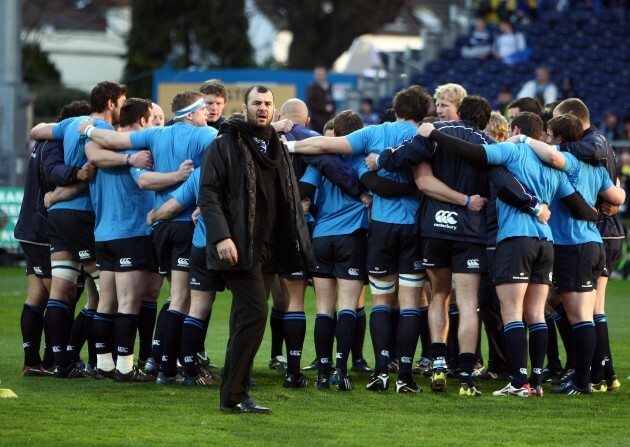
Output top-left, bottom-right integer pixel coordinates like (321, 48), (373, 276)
(467, 259), (480, 268)
(33, 266), (43, 274)
(177, 257), (189, 267)
(435, 210), (458, 225)
(119, 258), (132, 267)
(348, 268), (359, 276)
(184, 356), (194, 363)
(78, 250), (91, 259)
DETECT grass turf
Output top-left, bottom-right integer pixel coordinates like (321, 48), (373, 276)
(0, 266), (629, 446)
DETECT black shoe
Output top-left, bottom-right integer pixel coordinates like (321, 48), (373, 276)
(351, 359), (373, 373)
(550, 380), (593, 395)
(54, 363), (85, 379)
(301, 357), (318, 372)
(156, 371), (182, 385)
(197, 352), (219, 370)
(550, 368), (575, 385)
(315, 372), (331, 390)
(366, 373), (390, 392)
(144, 357), (160, 375)
(181, 373), (219, 387)
(22, 364), (44, 377)
(396, 378), (422, 393)
(387, 359), (399, 373)
(221, 398), (272, 414)
(114, 366), (155, 383)
(282, 373), (308, 389)
(93, 367), (116, 380)
(331, 371), (354, 391)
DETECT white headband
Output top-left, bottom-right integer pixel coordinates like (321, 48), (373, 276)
(173, 98), (205, 119)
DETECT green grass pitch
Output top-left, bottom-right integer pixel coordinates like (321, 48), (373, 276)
(0, 266), (629, 446)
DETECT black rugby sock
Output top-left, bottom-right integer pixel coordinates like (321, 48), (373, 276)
(390, 308), (400, 360)
(284, 311), (307, 376)
(418, 306), (431, 359)
(572, 321), (596, 389)
(397, 309), (421, 380)
(93, 312), (115, 368)
(161, 309), (186, 377)
(594, 314), (616, 379)
(21, 303), (45, 367)
(199, 308), (213, 355)
(45, 300), (71, 367)
(447, 303), (460, 366)
(503, 321), (527, 388)
(138, 301), (158, 362)
(67, 308), (89, 362)
(553, 303), (575, 369)
(150, 300), (170, 363)
(545, 314), (562, 372)
(527, 323), (548, 386)
(181, 316), (204, 376)
(351, 307), (366, 361)
(270, 308), (285, 358)
(115, 313), (138, 374)
(370, 306), (392, 375)
(335, 310), (357, 375)
(314, 314), (335, 375)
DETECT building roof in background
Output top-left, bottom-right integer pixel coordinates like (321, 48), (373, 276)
(22, 0), (130, 32)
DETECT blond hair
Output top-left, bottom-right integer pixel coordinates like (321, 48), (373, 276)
(434, 83), (467, 108)
(485, 111), (509, 142)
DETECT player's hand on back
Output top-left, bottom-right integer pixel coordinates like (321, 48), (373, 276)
(177, 159), (194, 181)
(130, 150), (153, 170)
(417, 122), (435, 138)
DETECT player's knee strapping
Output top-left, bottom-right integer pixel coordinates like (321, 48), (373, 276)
(369, 276), (396, 295)
(51, 260), (82, 283)
(90, 270), (101, 294)
(398, 272), (426, 288)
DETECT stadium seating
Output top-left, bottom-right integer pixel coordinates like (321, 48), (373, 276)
(408, 5), (630, 124)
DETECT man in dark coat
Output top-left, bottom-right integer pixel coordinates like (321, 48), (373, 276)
(199, 84), (315, 414)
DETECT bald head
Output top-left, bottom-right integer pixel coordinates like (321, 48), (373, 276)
(279, 98), (309, 126)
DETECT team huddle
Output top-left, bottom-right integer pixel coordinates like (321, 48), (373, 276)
(15, 78), (623, 413)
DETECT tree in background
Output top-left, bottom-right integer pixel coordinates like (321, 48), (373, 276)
(255, 0), (406, 69)
(125, 0), (254, 98)
(22, 42), (89, 122)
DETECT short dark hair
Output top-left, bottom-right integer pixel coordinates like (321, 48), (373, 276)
(119, 98), (152, 128)
(333, 110), (363, 136)
(323, 119), (335, 134)
(58, 100), (91, 121)
(511, 112), (544, 139)
(457, 95), (491, 129)
(507, 97), (542, 115)
(199, 79), (227, 100)
(170, 90), (203, 115)
(393, 85), (432, 122)
(547, 114), (584, 143)
(555, 98), (590, 124)
(90, 81), (127, 114)
(379, 108), (396, 124)
(243, 84), (272, 104)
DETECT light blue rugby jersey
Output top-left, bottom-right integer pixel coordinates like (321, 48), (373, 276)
(170, 168), (206, 248)
(345, 121), (420, 225)
(483, 141), (574, 243)
(549, 151), (611, 245)
(129, 122), (216, 221)
(90, 148), (153, 242)
(300, 156), (368, 238)
(50, 116), (109, 211)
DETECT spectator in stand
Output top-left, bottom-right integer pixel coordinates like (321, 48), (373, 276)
(491, 85), (514, 118)
(517, 66), (558, 106)
(557, 75), (577, 101)
(306, 65), (336, 133)
(358, 98), (380, 126)
(461, 15), (494, 59)
(492, 20), (528, 64)
(600, 111), (622, 142)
